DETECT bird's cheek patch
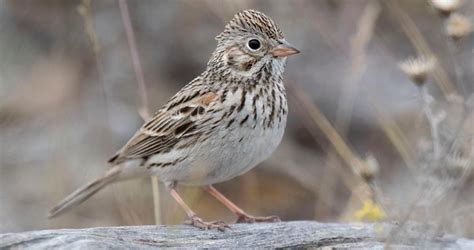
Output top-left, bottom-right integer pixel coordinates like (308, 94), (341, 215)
(225, 49), (257, 72)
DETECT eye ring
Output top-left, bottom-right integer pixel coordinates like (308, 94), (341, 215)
(247, 39), (261, 50)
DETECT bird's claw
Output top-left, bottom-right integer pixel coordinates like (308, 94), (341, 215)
(235, 214), (281, 223)
(185, 215), (230, 232)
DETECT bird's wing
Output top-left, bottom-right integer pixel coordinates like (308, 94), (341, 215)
(108, 77), (218, 164)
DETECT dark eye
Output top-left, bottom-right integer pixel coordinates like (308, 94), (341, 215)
(247, 39), (261, 50)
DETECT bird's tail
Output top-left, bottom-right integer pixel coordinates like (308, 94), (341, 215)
(48, 166), (122, 219)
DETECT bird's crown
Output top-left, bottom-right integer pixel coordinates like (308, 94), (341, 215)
(216, 9), (284, 41)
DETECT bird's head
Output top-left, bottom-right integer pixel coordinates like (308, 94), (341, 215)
(209, 10), (299, 79)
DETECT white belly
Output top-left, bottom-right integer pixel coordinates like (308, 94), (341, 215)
(156, 116), (286, 186)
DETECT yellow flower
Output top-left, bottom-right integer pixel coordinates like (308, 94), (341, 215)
(355, 199), (386, 221)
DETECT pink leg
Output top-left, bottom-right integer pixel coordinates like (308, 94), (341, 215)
(168, 184), (229, 231)
(204, 185), (281, 223)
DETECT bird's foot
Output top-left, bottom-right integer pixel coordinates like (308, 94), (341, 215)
(185, 215), (230, 232)
(235, 214), (281, 223)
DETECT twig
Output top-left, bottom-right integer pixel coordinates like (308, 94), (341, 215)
(117, 0), (160, 225)
(118, 0), (151, 120)
(335, 0), (380, 134)
(330, 0), (381, 220)
(420, 86), (444, 160)
(79, 0), (141, 223)
(77, 0), (110, 130)
(443, 29), (467, 95)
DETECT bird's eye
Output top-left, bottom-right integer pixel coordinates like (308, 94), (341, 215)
(247, 39), (261, 50)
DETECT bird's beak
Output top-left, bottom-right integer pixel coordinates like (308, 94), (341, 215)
(270, 40), (300, 57)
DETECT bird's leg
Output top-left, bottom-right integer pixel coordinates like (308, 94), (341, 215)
(203, 185), (280, 223)
(167, 182), (229, 231)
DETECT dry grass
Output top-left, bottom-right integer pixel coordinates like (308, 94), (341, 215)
(117, 0), (161, 225)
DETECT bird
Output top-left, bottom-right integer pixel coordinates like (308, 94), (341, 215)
(48, 9), (299, 231)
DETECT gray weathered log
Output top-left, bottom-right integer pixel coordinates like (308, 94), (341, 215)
(1, 221), (473, 249)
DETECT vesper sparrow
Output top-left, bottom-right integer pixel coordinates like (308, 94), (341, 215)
(49, 9), (299, 231)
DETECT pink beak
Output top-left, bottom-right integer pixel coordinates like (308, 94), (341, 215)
(270, 40), (300, 57)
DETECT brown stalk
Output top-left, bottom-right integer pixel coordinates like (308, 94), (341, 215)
(331, 0), (381, 220)
(335, 0), (380, 134)
(78, 0), (135, 222)
(118, 0), (150, 120)
(117, 0), (161, 225)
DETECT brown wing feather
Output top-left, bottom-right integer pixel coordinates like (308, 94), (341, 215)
(108, 77), (217, 164)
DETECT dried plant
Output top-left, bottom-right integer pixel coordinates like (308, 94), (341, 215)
(388, 6), (473, 243)
(398, 56), (436, 87)
(445, 13), (472, 40)
(117, 0), (161, 225)
(430, 0), (461, 15)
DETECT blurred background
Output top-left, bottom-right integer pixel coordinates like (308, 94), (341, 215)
(0, 0), (473, 239)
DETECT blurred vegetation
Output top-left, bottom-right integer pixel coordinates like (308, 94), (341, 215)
(0, 0), (472, 241)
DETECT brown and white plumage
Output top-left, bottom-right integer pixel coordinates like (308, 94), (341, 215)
(107, 78), (217, 165)
(49, 9), (299, 230)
